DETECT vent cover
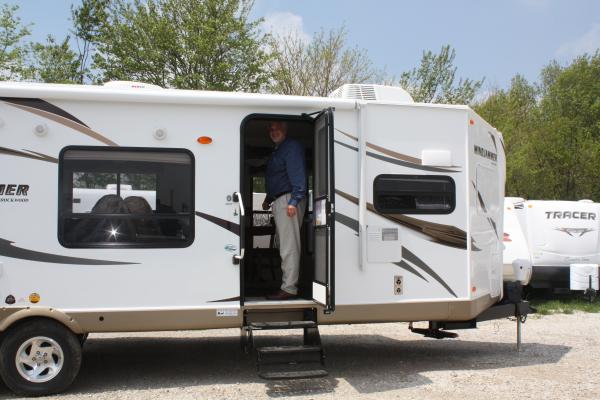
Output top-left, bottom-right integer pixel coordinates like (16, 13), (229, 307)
(329, 84), (413, 103)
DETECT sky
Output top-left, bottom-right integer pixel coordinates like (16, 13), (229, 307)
(6, 0), (600, 92)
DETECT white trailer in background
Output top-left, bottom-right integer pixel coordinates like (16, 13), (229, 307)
(0, 81), (531, 396)
(502, 197), (532, 285)
(503, 198), (600, 289)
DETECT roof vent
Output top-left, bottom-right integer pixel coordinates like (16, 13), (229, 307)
(103, 81), (163, 90)
(329, 84), (413, 103)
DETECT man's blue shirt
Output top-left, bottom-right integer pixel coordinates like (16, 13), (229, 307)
(266, 137), (307, 207)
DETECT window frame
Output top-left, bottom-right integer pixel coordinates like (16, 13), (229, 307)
(373, 174), (456, 215)
(57, 145), (195, 249)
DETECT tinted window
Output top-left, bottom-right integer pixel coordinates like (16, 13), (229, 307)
(59, 147), (194, 248)
(373, 175), (455, 214)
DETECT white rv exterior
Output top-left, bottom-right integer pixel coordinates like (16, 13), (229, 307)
(518, 200), (600, 288)
(0, 81), (513, 395)
(502, 197), (532, 284)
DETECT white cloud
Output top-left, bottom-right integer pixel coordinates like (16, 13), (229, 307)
(262, 12), (311, 43)
(556, 24), (600, 58)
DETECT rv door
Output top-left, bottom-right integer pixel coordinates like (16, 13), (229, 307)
(313, 108), (335, 312)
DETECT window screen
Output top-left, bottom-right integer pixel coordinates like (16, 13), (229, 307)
(373, 175), (455, 214)
(59, 147), (195, 248)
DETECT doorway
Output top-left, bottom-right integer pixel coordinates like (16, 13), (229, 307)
(240, 115), (315, 302)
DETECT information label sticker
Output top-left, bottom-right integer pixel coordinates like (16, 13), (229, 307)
(216, 309), (239, 317)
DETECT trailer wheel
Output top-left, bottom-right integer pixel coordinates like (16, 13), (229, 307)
(0, 319), (82, 397)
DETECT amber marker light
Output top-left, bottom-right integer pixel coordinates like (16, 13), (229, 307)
(29, 293), (40, 304)
(528, 204), (533, 208)
(197, 136), (213, 144)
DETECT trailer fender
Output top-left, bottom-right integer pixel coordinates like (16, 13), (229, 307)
(0, 307), (83, 334)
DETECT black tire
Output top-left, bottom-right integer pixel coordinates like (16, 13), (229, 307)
(0, 319), (82, 397)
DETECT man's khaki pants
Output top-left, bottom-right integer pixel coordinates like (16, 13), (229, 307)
(272, 193), (306, 295)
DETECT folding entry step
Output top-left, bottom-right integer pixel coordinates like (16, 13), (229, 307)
(242, 308), (327, 380)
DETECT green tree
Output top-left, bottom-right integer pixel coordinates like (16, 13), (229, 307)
(399, 45), (483, 104)
(475, 75), (540, 197)
(0, 4), (31, 80)
(476, 53), (600, 201)
(267, 26), (381, 96)
(83, 0), (270, 90)
(533, 52), (600, 200)
(29, 35), (80, 83)
(71, 0), (110, 83)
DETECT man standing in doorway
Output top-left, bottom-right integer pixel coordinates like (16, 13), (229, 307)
(262, 121), (307, 300)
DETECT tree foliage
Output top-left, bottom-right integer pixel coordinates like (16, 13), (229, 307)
(81, 0), (270, 91)
(267, 27), (380, 96)
(0, 4), (31, 80)
(29, 35), (80, 83)
(475, 52), (600, 201)
(399, 45), (483, 104)
(71, 0), (110, 83)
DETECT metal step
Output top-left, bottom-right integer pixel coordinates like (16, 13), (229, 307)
(257, 345), (321, 355)
(259, 369), (328, 380)
(248, 320), (316, 330)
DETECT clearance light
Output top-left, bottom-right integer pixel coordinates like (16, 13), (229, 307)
(503, 233), (512, 242)
(528, 204), (533, 208)
(469, 119), (475, 125)
(197, 136), (213, 144)
(471, 286), (477, 293)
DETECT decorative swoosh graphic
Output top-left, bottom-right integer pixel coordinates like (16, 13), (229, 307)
(195, 211), (240, 236)
(1, 97), (118, 146)
(555, 227), (595, 237)
(332, 211), (456, 297)
(0, 238), (137, 265)
(402, 247), (457, 297)
(471, 181), (499, 240)
(335, 189), (467, 249)
(0, 146), (58, 164)
(335, 128), (461, 172)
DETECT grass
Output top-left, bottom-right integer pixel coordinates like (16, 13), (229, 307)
(528, 290), (600, 315)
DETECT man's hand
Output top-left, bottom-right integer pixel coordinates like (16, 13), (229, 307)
(262, 200), (271, 211)
(287, 205), (297, 217)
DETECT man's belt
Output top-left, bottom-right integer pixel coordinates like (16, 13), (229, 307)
(274, 191), (291, 200)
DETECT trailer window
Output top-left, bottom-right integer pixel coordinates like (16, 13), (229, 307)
(373, 175), (455, 214)
(58, 147), (194, 248)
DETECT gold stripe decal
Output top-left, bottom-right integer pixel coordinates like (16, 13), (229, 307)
(0, 147), (58, 164)
(335, 189), (467, 250)
(2, 99), (118, 146)
(335, 128), (460, 172)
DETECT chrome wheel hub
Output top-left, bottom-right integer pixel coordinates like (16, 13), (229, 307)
(15, 336), (64, 383)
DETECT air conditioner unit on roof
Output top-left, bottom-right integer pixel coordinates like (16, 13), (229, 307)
(329, 84), (414, 103)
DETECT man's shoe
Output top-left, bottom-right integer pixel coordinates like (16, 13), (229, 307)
(266, 290), (297, 300)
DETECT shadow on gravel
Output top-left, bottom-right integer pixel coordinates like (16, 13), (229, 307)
(0, 333), (570, 398)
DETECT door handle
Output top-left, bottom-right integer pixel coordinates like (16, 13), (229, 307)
(233, 191), (245, 264)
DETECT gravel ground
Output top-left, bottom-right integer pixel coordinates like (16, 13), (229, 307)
(1, 312), (598, 400)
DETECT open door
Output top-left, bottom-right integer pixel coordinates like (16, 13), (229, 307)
(313, 108), (335, 312)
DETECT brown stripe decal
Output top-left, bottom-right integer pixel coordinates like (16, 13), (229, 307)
(1, 98), (118, 146)
(0, 238), (137, 265)
(335, 128), (460, 172)
(209, 296), (240, 302)
(402, 247), (458, 297)
(195, 211), (240, 236)
(1, 97), (89, 126)
(335, 189), (467, 249)
(0, 146), (58, 164)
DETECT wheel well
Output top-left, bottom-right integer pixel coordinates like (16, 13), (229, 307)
(0, 310), (83, 337)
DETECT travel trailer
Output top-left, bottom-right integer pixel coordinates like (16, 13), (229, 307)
(0, 81), (531, 396)
(502, 197), (532, 284)
(511, 199), (600, 289)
